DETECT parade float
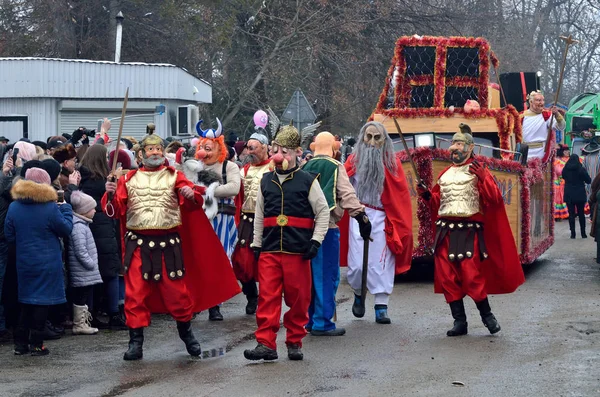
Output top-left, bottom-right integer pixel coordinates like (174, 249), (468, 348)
(371, 35), (554, 265)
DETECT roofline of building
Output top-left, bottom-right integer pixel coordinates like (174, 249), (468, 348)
(0, 57), (211, 87)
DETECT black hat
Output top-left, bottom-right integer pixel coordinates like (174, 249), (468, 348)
(32, 141), (48, 151)
(19, 137), (30, 143)
(0, 136), (9, 143)
(62, 133), (72, 141)
(41, 159), (61, 182)
(47, 140), (65, 151)
(121, 138), (133, 150)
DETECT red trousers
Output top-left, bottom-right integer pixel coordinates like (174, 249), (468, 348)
(434, 235), (487, 303)
(255, 252), (311, 350)
(124, 249), (194, 328)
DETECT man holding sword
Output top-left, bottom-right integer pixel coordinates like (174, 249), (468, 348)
(101, 108), (240, 361)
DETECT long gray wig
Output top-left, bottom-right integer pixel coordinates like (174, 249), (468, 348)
(352, 121), (397, 206)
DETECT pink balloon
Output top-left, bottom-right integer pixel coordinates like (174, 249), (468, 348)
(253, 110), (268, 129)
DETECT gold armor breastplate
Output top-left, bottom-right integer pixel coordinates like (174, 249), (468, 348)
(438, 164), (480, 218)
(126, 168), (182, 230)
(242, 163), (271, 212)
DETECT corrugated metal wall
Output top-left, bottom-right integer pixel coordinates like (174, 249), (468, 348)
(59, 111), (154, 142)
(0, 58), (211, 103)
(0, 98), (58, 141)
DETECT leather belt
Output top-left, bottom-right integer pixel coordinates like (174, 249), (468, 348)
(433, 220), (488, 262)
(218, 203), (236, 216)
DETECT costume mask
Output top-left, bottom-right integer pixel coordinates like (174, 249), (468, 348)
(449, 124), (474, 165)
(196, 139), (220, 166)
(364, 125), (384, 148)
(142, 144), (165, 168)
(528, 92), (545, 114)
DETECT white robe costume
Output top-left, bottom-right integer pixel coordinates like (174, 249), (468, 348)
(522, 110), (566, 159)
(347, 175), (396, 306)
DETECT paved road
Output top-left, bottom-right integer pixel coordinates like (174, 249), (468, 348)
(0, 221), (599, 397)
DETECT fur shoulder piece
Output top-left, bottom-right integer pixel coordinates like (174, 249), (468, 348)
(11, 180), (58, 203)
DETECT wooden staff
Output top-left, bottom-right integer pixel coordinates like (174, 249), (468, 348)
(111, 87), (130, 173)
(105, 87), (129, 210)
(543, 35), (578, 161)
(392, 117), (422, 184)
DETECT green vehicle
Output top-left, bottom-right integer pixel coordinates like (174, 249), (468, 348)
(565, 92), (600, 150)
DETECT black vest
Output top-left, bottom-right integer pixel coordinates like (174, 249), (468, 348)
(261, 168), (318, 254)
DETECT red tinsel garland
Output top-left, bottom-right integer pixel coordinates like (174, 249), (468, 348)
(395, 148), (435, 256)
(376, 36), (494, 111)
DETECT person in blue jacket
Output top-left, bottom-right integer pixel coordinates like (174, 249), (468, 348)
(5, 167), (73, 356)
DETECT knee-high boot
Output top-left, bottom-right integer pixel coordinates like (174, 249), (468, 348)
(242, 281), (258, 315)
(447, 300), (468, 336)
(176, 321), (201, 357)
(475, 297), (501, 334)
(579, 213), (587, 238)
(569, 216), (576, 238)
(123, 328), (144, 360)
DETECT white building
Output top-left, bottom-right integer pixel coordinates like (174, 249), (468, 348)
(0, 57), (211, 143)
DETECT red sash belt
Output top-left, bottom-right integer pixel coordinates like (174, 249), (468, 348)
(264, 216), (315, 228)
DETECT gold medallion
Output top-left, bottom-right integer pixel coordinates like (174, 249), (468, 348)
(276, 214), (289, 226)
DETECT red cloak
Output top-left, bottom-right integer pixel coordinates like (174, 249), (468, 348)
(101, 166), (241, 313)
(430, 161), (525, 294)
(339, 153), (413, 275)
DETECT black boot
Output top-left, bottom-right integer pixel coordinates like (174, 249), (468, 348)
(90, 314), (110, 330)
(581, 226), (588, 238)
(242, 281), (258, 315)
(123, 328), (144, 360)
(352, 294), (365, 318)
(29, 329), (49, 356)
(118, 304), (126, 322)
(108, 313), (128, 331)
(244, 343), (278, 361)
(447, 300), (468, 336)
(42, 320), (62, 340)
(287, 343), (303, 361)
(13, 326), (29, 355)
(208, 306), (224, 321)
(569, 217), (576, 238)
(475, 298), (501, 334)
(176, 321), (201, 356)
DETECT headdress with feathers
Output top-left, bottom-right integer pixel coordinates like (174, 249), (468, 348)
(266, 107), (321, 149)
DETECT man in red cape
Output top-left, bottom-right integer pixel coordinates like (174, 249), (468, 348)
(339, 121), (413, 324)
(418, 123), (525, 337)
(103, 131), (240, 360)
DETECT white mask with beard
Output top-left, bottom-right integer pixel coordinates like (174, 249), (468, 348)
(353, 122), (397, 207)
(142, 152), (164, 168)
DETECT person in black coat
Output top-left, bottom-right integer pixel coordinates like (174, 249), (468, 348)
(78, 144), (126, 329)
(562, 154), (592, 238)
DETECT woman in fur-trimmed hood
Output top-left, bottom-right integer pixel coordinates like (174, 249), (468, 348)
(5, 168), (73, 355)
(5, 169), (73, 306)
